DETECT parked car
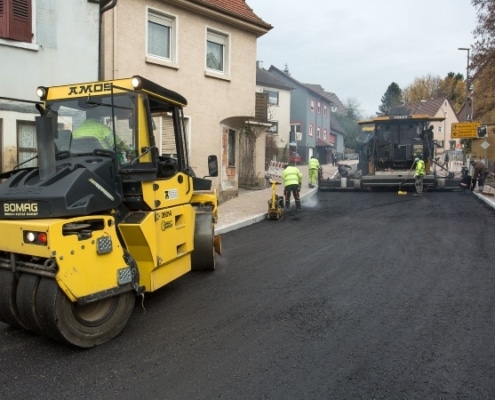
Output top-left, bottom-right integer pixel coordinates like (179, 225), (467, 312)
(289, 152), (302, 163)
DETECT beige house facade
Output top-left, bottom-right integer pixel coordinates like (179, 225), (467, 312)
(101, 0), (272, 200)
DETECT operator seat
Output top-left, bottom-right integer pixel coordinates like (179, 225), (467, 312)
(71, 136), (104, 154)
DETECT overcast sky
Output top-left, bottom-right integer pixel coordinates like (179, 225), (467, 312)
(247, 0), (477, 117)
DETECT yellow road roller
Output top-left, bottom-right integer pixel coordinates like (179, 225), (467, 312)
(0, 76), (221, 347)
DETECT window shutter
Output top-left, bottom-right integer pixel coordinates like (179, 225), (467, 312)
(255, 92), (268, 121)
(10, 0), (32, 42)
(0, 0), (7, 38)
(207, 30), (226, 45)
(149, 11), (173, 27)
(161, 115), (176, 157)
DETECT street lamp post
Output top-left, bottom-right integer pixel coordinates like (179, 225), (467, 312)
(458, 47), (471, 121)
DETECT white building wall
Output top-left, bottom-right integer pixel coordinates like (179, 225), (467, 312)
(0, 0), (99, 100)
(257, 86), (291, 157)
(0, 0), (100, 170)
(276, 90), (292, 146)
(432, 100), (459, 154)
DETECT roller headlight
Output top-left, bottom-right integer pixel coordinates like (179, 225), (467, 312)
(131, 76), (142, 89)
(36, 86), (48, 100)
(24, 230), (48, 246)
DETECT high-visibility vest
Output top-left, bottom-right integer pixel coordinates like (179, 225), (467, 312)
(415, 160), (426, 176)
(282, 166), (302, 186)
(308, 157), (320, 170)
(73, 118), (114, 149)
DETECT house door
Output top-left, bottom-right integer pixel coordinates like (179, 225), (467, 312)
(238, 128), (259, 187)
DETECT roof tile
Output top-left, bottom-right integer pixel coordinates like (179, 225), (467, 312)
(407, 98), (446, 116)
(189, 0), (272, 29)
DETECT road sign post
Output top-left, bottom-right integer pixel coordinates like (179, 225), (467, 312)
(481, 140), (490, 166)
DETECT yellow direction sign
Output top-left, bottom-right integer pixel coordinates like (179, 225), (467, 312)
(451, 121), (481, 139)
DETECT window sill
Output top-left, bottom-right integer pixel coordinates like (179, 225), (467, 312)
(0, 38), (39, 51)
(145, 56), (179, 70)
(204, 70), (231, 82)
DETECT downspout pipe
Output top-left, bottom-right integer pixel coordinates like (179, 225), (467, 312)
(98, 0), (118, 80)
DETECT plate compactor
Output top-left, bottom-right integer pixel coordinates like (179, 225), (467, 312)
(267, 180), (285, 220)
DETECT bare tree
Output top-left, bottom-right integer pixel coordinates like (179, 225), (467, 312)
(471, 0), (495, 122)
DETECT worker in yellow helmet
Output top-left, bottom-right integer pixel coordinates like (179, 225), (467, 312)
(282, 163), (303, 211)
(413, 157), (426, 196)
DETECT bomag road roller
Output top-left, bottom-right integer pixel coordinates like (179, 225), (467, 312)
(0, 76), (221, 347)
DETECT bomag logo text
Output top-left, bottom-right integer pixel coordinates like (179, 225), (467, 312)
(4, 203), (38, 213)
(68, 83), (113, 96)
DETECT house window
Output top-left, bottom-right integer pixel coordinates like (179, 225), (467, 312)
(264, 90), (279, 106)
(206, 29), (229, 73)
(268, 121), (278, 134)
(317, 127), (321, 138)
(310, 100), (315, 112)
(228, 129), (236, 167)
(323, 105), (328, 117)
(317, 102), (321, 114)
(290, 123), (301, 143)
(309, 124), (314, 137)
(155, 113), (191, 161)
(323, 129), (327, 139)
(0, 0), (33, 42)
(291, 124), (301, 134)
(147, 8), (176, 61)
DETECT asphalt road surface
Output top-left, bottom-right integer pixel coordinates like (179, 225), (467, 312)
(1, 190), (495, 399)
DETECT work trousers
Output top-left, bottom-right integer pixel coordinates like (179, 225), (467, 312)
(415, 175), (424, 194)
(309, 169), (318, 186)
(478, 172), (489, 191)
(284, 184), (301, 209)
